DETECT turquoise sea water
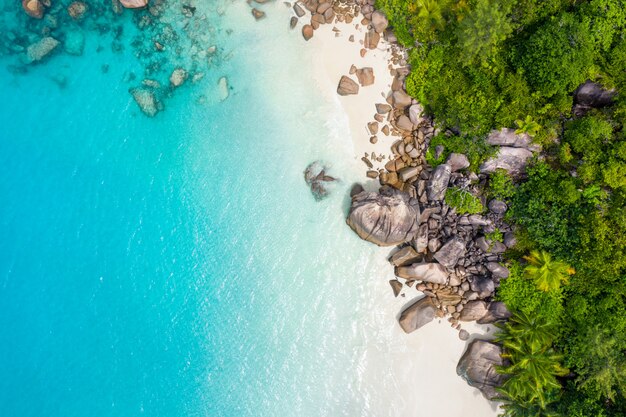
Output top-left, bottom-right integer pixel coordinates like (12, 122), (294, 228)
(0, 2), (404, 416)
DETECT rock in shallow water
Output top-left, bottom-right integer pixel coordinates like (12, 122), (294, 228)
(26, 37), (59, 63)
(22, 0), (44, 19)
(129, 87), (162, 117)
(304, 161), (337, 201)
(119, 0), (148, 8)
(346, 187), (419, 246)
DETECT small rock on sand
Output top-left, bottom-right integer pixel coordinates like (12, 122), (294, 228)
(293, 2), (305, 17)
(290, 16), (297, 29)
(356, 67), (375, 87)
(302, 24), (314, 41)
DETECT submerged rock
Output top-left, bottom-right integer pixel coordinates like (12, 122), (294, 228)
(129, 87), (161, 117)
(169, 68), (188, 87)
(218, 77), (229, 101)
(119, 0), (148, 8)
(457, 340), (506, 400)
(68, 1), (87, 19)
(64, 30), (85, 56)
(399, 296), (437, 333)
(347, 187), (419, 246)
(26, 37), (59, 63)
(304, 161), (338, 201)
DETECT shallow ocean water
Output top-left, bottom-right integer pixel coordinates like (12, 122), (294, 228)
(0, 1), (411, 416)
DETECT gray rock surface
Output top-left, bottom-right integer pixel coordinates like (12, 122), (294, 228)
(395, 263), (448, 285)
(347, 188), (419, 246)
(459, 300), (488, 321)
(427, 164), (451, 201)
(486, 128), (532, 148)
(470, 276), (495, 299)
(446, 153), (470, 172)
(478, 302), (512, 324)
(574, 80), (616, 108)
(457, 340), (506, 400)
(433, 238), (466, 269)
(389, 246), (421, 267)
(488, 199), (507, 214)
(486, 262), (509, 279)
(408, 103), (425, 126)
(398, 296), (437, 333)
(480, 147), (533, 176)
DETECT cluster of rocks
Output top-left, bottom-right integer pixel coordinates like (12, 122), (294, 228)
(5, 0), (229, 117)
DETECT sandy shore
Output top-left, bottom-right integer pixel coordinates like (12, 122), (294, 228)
(294, 8), (501, 417)
(306, 20), (399, 172)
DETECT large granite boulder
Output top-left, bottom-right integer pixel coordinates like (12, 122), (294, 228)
(574, 80), (616, 108)
(337, 76), (359, 95)
(457, 339), (506, 400)
(427, 164), (451, 201)
(486, 128), (532, 148)
(433, 238), (466, 269)
(119, 0), (148, 8)
(398, 296), (437, 333)
(389, 246), (421, 267)
(395, 263), (448, 284)
(347, 188), (419, 246)
(371, 10), (388, 33)
(480, 147), (533, 177)
(304, 161), (337, 201)
(478, 302), (512, 324)
(470, 276), (495, 299)
(459, 300), (488, 322)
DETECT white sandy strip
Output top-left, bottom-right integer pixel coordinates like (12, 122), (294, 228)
(297, 11), (501, 417)
(306, 19), (400, 173)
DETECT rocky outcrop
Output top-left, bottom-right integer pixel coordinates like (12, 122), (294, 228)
(347, 187), (419, 246)
(457, 340), (506, 400)
(119, 0), (148, 8)
(399, 296), (437, 333)
(304, 161), (337, 201)
(337, 76), (359, 95)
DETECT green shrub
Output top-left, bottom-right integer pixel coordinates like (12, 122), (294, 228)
(488, 169), (515, 200)
(426, 133), (495, 171)
(445, 187), (484, 214)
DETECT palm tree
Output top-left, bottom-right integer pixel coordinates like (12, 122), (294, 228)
(494, 310), (555, 352)
(523, 250), (573, 292)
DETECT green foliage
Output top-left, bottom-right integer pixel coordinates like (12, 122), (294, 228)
(495, 312), (569, 414)
(514, 116), (541, 137)
(485, 228), (503, 243)
(425, 132), (495, 171)
(488, 169), (516, 200)
(514, 13), (595, 101)
(523, 250), (573, 292)
(456, 0), (515, 66)
(444, 187), (484, 214)
(497, 261), (564, 325)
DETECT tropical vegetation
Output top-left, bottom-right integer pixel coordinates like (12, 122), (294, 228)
(375, 0), (626, 414)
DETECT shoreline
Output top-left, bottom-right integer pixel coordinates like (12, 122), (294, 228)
(285, 2), (502, 415)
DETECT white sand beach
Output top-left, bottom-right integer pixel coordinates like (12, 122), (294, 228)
(292, 7), (501, 417)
